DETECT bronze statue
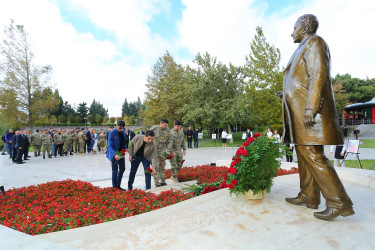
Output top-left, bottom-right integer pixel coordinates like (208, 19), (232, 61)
(282, 14), (354, 220)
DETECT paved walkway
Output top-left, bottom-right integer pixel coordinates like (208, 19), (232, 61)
(1, 146), (374, 190)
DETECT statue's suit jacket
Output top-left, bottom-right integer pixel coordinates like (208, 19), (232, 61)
(282, 35), (343, 145)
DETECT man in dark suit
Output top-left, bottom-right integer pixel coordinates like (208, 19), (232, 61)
(129, 128), (136, 141)
(193, 128), (199, 148)
(86, 129), (92, 153)
(22, 130), (31, 160)
(15, 131), (26, 164)
(283, 14), (353, 220)
(186, 126), (193, 148)
(137, 128), (145, 135)
(85, 128), (91, 153)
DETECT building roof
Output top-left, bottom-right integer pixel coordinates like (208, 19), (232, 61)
(345, 97), (375, 111)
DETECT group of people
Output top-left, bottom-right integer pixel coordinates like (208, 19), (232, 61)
(1, 127), (109, 163)
(106, 119), (186, 191)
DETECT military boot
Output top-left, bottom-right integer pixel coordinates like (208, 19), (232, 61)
(34, 152), (37, 157)
(43, 155), (45, 159)
(70, 152), (74, 155)
(48, 154), (52, 158)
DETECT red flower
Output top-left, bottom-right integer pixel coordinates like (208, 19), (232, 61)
(166, 155), (173, 160)
(180, 160), (185, 164)
(247, 137), (255, 143)
(224, 173), (228, 180)
(253, 133), (261, 138)
(235, 157), (241, 164)
(230, 161), (236, 167)
(230, 167), (237, 174)
(121, 152), (126, 156)
(236, 146), (244, 155)
(220, 181), (227, 189)
(146, 167), (153, 173)
(121, 149), (127, 153)
(231, 179), (238, 185)
(240, 150), (248, 156)
(242, 141), (249, 147)
(228, 184), (234, 189)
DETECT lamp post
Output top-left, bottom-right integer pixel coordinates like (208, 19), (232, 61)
(84, 117), (87, 127)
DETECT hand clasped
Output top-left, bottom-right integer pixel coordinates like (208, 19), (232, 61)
(303, 110), (317, 129)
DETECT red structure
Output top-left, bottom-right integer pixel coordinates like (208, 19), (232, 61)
(345, 98), (375, 125)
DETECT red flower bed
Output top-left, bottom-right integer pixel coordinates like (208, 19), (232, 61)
(0, 180), (194, 235)
(165, 165), (228, 184)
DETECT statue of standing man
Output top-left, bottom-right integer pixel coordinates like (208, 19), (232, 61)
(282, 14), (354, 220)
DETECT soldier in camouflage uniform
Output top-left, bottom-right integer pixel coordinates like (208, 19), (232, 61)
(54, 129), (64, 157)
(63, 129), (74, 155)
(74, 128), (80, 153)
(150, 118), (173, 187)
(41, 129), (53, 159)
(78, 128), (87, 154)
(30, 129), (42, 157)
(170, 120), (187, 182)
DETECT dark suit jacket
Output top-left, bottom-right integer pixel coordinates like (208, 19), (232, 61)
(282, 35), (343, 145)
(187, 129), (193, 140)
(86, 132), (92, 142)
(193, 131), (199, 140)
(129, 130), (136, 140)
(15, 134), (26, 149)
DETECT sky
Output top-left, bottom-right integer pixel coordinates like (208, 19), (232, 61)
(0, 0), (374, 117)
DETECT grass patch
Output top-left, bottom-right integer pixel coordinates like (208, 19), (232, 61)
(360, 139), (375, 148)
(330, 160), (375, 170)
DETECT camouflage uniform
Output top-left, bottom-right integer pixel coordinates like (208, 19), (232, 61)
(30, 132), (42, 156)
(170, 128), (187, 181)
(54, 133), (64, 156)
(64, 132), (74, 155)
(97, 133), (107, 148)
(41, 133), (53, 158)
(150, 125), (173, 186)
(78, 130), (87, 153)
(74, 131), (79, 152)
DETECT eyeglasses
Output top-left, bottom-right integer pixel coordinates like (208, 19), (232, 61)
(118, 127), (124, 130)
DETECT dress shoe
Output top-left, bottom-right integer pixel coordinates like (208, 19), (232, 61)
(314, 207), (354, 220)
(70, 152), (74, 155)
(116, 187), (126, 191)
(43, 156), (45, 159)
(1, 153), (6, 155)
(16, 162), (24, 164)
(285, 196), (319, 209)
(0, 186), (5, 195)
(160, 182), (167, 186)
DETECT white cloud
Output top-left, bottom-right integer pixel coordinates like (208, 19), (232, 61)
(178, 0), (375, 79)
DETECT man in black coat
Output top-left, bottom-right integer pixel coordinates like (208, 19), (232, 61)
(129, 128), (136, 141)
(193, 128), (199, 148)
(186, 126), (193, 148)
(86, 129), (92, 153)
(15, 131), (26, 164)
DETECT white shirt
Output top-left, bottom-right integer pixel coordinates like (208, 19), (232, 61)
(222, 131), (228, 139)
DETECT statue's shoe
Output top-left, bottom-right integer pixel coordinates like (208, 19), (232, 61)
(285, 196), (319, 209)
(314, 207), (354, 220)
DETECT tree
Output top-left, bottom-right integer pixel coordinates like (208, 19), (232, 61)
(95, 114), (103, 124)
(49, 115), (57, 124)
(76, 102), (88, 119)
(75, 115), (83, 123)
(89, 99), (108, 117)
(333, 74), (375, 104)
(243, 26), (283, 126)
(143, 51), (189, 125)
(87, 114), (95, 124)
(109, 117), (115, 123)
(67, 114), (75, 123)
(181, 53), (246, 133)
(121, 98), (129, 118)
(57, 114), (66, 123)
(0, 20), (59, 129)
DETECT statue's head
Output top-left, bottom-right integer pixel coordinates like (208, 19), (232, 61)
(292, 14), (319, 43)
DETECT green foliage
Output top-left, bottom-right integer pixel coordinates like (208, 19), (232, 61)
(121, 97), (143, 120)
(95, 114), (103, 124)
(87, 114), (95, 123)
(67, 114), (75, 123)
(142, 51), (188, 125)
(227, 134), (283, 196)
(334, 74), (375, 104)
(75, 115), (83, 123)
(89, 99), (108, 118)
(243, 26), (283, 126)
(0, 20), (59, 129)
(76, 102), (88, 119)
(57, 115), (66, 123)
(270, 124), (283, 134)
(109, 117), (115, 123)
(181, 181), (222, 196)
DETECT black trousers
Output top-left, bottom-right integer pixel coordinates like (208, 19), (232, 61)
(12, 148), (17, 162)
(16, 148), (24, 163)
(194, 139), (198, 148)
(24, 146), (29, 159)
(55, 144), (63, 156)
(187, 139), (192, 148)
